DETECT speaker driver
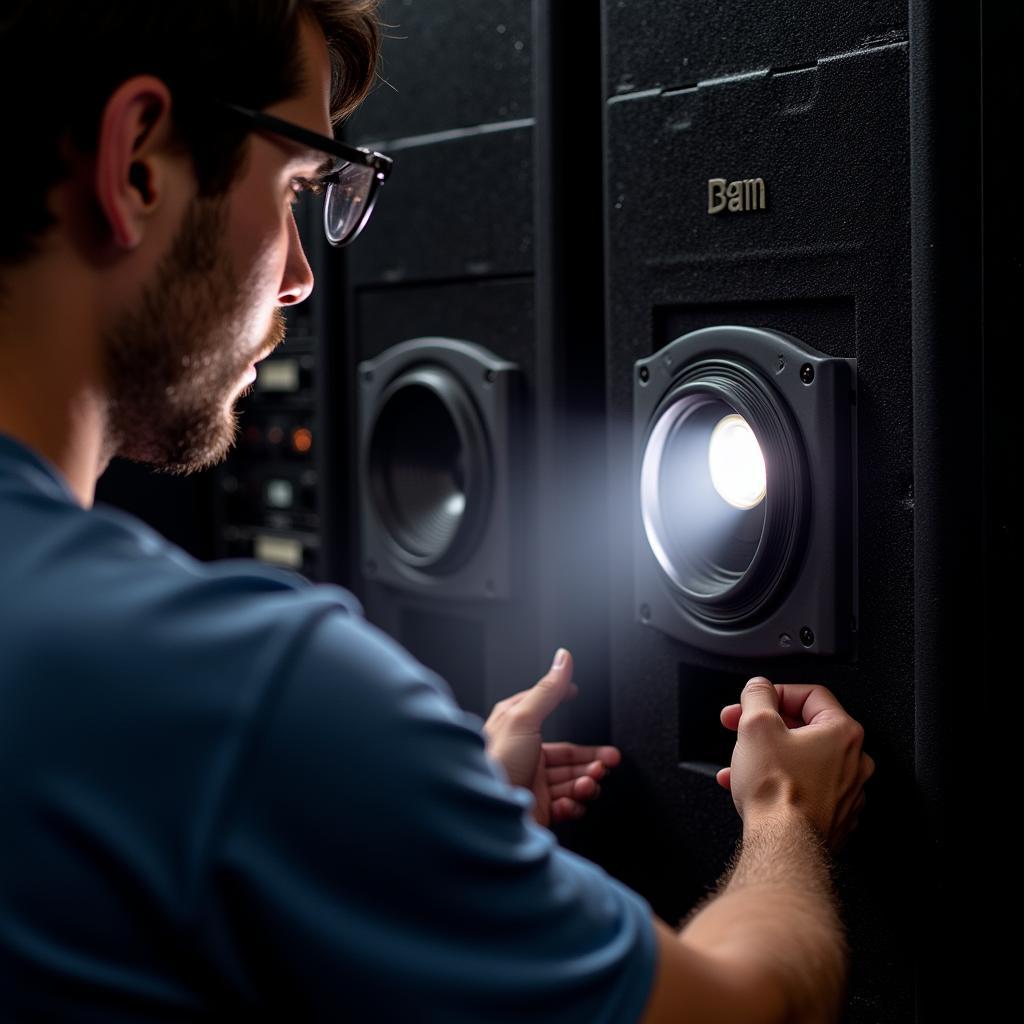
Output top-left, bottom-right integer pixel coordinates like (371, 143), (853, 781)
(639, 358), (808, 625)
(368, 365), (491, 572)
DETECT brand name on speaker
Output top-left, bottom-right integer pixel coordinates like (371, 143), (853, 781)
(707, 177), (767, 214)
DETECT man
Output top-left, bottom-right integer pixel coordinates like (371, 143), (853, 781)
(0, 2), (874, 1020)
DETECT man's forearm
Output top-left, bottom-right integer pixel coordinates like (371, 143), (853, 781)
(678, 807), (848, 1024)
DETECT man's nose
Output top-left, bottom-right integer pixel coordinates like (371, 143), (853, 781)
(278, 207), (314, 306)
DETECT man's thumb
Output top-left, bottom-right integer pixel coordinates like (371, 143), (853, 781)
(739, 676), (780, 716)
(517, 649), (573, 726)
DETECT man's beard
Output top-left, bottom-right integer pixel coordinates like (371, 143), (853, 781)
(102, 194), (285, 475)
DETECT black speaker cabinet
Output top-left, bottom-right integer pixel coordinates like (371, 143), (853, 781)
(599, 0), (1011, 1017)
(339, 0), (608, 732)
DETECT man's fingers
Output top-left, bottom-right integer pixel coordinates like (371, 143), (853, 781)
(731, 680), (849, 729)
(513, 649), (575, 728)
(773, 683), (847, 726)
(551, 797), (586, 822)
(739, 677), (782, 721)
(545, 759), (606, 785)
(720, 704), (742, 731)
(543, 742), (621, 770)
(716, 766), (732, 791)
(550, 776), (601, 801)
(491, 681), (579, 725)
(721, 703), (803, 731)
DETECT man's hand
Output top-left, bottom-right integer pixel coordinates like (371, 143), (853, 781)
(716, 677), (875, 852)
(483, 648), (621, 827)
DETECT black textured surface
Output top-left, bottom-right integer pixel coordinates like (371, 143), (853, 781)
(604, 0), (906, 95)
(910, 0), (1004, 1017)
(346, 125), (534, 286)
(352, 280), (541, 716)
(341, 1), (607, 737)
(603, 30), (914, 1024)
(346, 0), (532, 145)
(606, 44), (909, 265)
(356, 278), (537, 369)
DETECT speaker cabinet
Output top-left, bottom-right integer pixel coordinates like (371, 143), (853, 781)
(600, 0), (1008, 1019)
(601, 2), (912, 1020)
(339, 1), (608, 727)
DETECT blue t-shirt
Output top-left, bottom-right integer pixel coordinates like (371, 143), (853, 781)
(0, 434), (655, 1022)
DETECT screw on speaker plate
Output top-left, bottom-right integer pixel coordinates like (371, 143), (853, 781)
(639, 366), (650, 384)
(483, 369), (496, 386)
(800, 626), (815, 647)
(361, 369), (374, 384)
(799, 363), (815, 385)
(639, 603), (651, 622)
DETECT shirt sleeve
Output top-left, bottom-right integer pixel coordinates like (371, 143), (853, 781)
(199, 607), (656, 1022)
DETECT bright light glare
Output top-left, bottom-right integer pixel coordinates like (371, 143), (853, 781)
(708, 414), (767, 509)
(444, 492), (467, 517)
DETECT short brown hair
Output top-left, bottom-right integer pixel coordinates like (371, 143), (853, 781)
(0, 0), (381, 267)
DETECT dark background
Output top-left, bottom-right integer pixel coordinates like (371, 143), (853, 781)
(97, 1), (1013, 1018)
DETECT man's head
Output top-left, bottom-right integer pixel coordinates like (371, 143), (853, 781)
(0, 1), (380, 474)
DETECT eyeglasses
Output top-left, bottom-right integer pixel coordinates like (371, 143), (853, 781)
(215, 100), (393, 247)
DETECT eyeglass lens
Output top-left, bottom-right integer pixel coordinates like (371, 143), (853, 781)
(325, 162), (379, 245)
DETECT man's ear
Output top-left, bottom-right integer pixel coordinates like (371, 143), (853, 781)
(94, 75), (180, 251)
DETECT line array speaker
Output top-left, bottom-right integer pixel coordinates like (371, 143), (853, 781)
(340, 1), (608, 731)
(601, 1), (910, 1020)
(601, 0), (1005, 1018)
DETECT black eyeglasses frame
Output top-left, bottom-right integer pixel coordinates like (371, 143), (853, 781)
(214, 100), (393, 246)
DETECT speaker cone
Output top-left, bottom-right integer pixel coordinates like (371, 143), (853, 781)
(640, 358), (808, 625)
(368, 365), (491, 572)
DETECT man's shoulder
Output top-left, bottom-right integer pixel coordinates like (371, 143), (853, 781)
(0, 485), (369, 697)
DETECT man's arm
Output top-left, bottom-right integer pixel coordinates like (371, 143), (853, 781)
(641, 807), (844, 1024)
(638, 678), (872, 1024)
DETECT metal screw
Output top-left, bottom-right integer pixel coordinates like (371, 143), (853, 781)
(639, 603), (651, 621)
(362, 369), (374, 384)
(483, 369), (496, 385)
(800, 626), (815, 647)
(799, 363), (815, 385)
(639, 366), (650, 384)
(777, 355), (786, 374)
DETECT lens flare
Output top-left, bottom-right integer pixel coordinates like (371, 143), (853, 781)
(708, 414), (767, 509)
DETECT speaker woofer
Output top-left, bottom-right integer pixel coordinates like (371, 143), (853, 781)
(358, 338), (519, 599)
(640, 358), (808, 625)
(368, 366), (491, 572)
(633, 325), (855, 657)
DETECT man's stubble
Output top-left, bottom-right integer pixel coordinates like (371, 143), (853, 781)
(102, 193), (285, 475)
